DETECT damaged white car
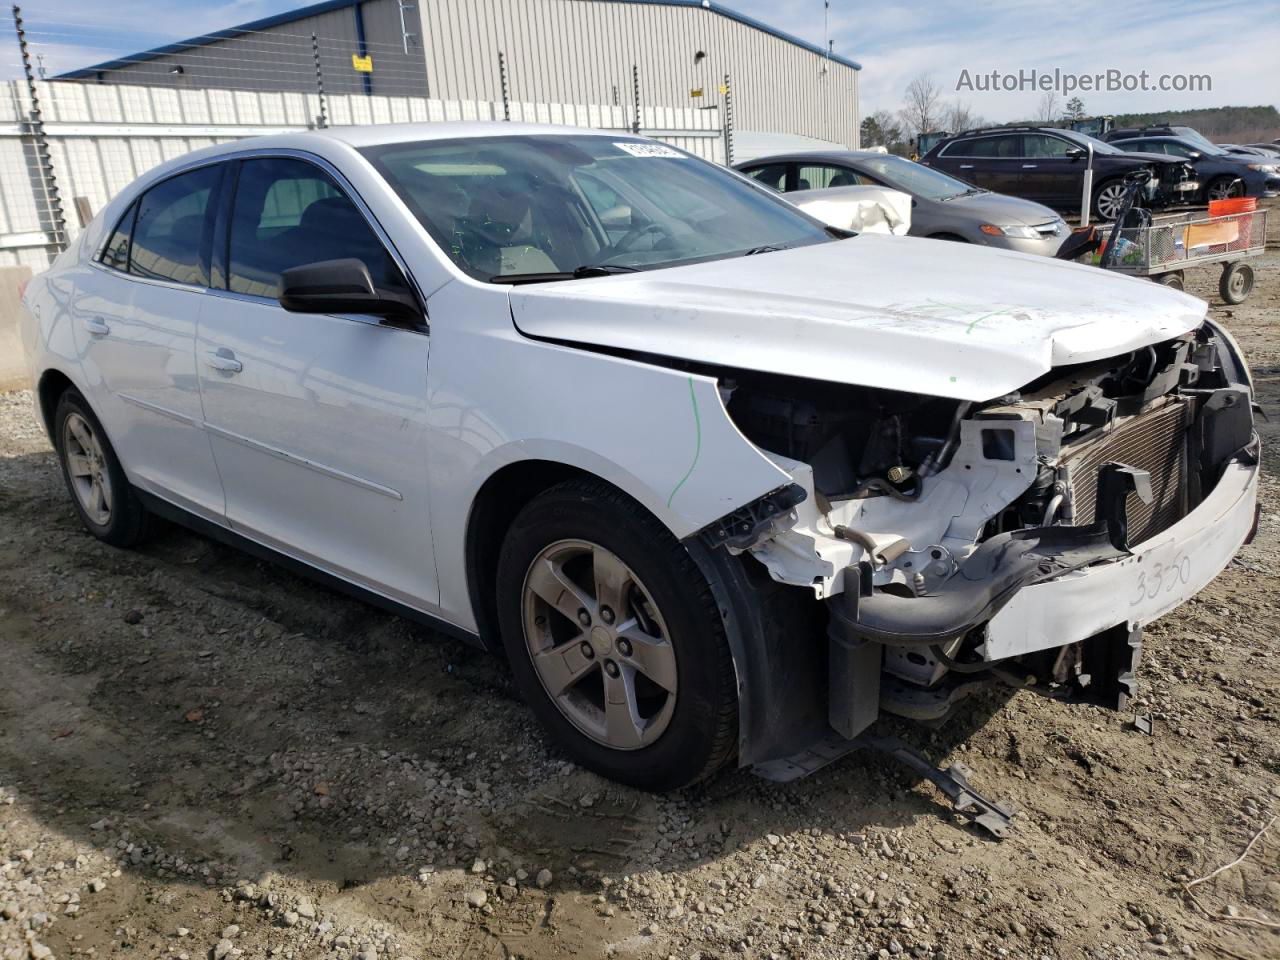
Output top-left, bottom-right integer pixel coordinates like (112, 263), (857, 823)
(21, 125), (1260, 792)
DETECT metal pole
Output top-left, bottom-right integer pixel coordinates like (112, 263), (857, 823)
(311, 32), (328, 129)
(1080, 143), (1094, 226)
(722, 73), (734, 166)
(397, 0), (417, 57)
(11, 5), (66, 256)
(498, 51), (510, 121)
(631, 64), (640, 135)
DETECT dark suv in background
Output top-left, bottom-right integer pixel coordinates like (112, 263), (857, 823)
(921, 126), (1199, 221)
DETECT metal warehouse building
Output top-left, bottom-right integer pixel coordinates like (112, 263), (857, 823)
(57, 0), (861, 148)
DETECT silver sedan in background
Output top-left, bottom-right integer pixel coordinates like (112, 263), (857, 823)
(735, 151), (1070, 255)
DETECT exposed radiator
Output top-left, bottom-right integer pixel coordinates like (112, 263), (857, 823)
(1065, 399), (1192, 545)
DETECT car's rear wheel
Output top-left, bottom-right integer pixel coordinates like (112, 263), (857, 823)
(1092, 179), (1128, 221)
(54, 389), (150, 547)
(496, 478), (737, 790)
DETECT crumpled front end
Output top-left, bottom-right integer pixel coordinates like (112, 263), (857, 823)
(703, 318), (1258, 754)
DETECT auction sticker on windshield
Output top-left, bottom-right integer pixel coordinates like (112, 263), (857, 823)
(614, 142), (684, 158)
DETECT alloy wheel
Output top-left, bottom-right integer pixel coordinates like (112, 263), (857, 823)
(1207, 179), (1242, 201)
(521, 539), (678, 750)
(63, 412), (112, 526)
(1096, 183), (1126, 221)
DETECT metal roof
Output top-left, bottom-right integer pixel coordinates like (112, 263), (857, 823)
(56, 0), (860, 80)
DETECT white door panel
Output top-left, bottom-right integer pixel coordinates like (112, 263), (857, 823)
(72, 267), (225, 518)
(196, 296), (437, 608)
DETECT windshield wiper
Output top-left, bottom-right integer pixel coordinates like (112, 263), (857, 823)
(490, 264), (640, 285)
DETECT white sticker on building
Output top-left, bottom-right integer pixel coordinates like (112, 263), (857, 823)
(613, 142), (684, 158)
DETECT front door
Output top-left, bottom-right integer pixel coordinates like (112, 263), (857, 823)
(195, 155), (438, 609)
(1019, 133), (1079, 204)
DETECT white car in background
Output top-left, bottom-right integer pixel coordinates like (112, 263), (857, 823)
(20, 124), (1259, 790)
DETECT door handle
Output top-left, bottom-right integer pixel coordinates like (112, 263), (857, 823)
(205, 349), (243, 374)
(1022, 164), (1039, 168)
(84, 316), (110, 336)
(959, 164), (974, 169)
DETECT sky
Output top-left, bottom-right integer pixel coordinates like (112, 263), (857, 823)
(5, 0), (1279, 123)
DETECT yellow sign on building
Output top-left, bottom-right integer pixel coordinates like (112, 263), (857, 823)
(351, 54), (373, 73)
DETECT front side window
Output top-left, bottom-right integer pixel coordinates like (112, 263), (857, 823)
(361, 135), (834, 281)
(797, 164), (865, 190)
(1023, 134), (1073, 158)
(227, 157), (407, 299)
(129, 165), (221, 286)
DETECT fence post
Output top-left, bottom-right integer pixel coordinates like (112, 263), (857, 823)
(11, 5), (66, 257)
(631, 64), (640, 135)
(311, 32), (328, 128)
(722, 73), (734, 166)
(498, 51), (510, 121)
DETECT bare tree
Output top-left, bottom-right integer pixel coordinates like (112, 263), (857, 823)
(1037, 90), (1061, 123)
(1065, 96), (1087, 121)
(901, 74), (943, 137)
(942, 100), (981, 134)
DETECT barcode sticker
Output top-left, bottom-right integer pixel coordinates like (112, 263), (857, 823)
(613, 142), (683, 158)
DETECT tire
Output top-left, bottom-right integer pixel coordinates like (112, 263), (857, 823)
(1092, 179), (1127, 222)
(495, 478), (737, 790)
(1206, 176), (1244, 203)
(1154, 270), (1185, 290)
(1219, 262), (1254, 305)
(53, 389), (150, 547)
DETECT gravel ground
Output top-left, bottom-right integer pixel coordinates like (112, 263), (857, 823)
(2, 253), (1279, 960)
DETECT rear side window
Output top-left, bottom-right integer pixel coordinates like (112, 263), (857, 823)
(227, 157), (406, 299)
(129, 165), (221, 286)
(946, 135), (1021, 158)
(100, 202), (136, 272)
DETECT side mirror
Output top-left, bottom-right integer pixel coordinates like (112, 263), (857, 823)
(599, 205), (633, 228)
(1188, 150), (1202, 159)
(278, 258), (420, 321)
(1066, 147), (1086, 159)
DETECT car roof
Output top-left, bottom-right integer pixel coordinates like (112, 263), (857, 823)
(734, 150), (898, 167)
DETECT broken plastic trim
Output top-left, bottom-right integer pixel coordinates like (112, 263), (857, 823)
(828, 520), (1126, 648)
(697, 482), (808, 551)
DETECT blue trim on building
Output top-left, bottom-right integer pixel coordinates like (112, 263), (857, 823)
(55, 0), (860, 80)
(352, 1), (373, 95)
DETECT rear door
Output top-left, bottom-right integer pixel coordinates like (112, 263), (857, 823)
(939, 135), (1022, 193)
(73, 163), (227, 519)
(195, 154), (438, 609)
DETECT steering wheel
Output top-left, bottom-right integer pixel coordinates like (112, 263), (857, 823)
(609, 222), (673, 255)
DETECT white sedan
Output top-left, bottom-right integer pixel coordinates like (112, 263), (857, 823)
(20, 123), (1259, 790)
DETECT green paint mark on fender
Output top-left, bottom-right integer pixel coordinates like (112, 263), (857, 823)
(667, 376), (702, 509)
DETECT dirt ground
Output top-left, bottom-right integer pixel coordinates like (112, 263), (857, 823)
(2, 252), (1279, 960)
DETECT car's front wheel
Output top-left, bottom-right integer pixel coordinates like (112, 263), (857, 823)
(54, 389), (150, 547)
(496, 478), (738, 790)
(1092, 178), (1128, 221)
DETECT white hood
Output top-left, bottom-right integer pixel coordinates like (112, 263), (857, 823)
(508, 235), (1207, 402)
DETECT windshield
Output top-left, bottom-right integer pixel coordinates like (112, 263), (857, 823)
(361, 135), (834, 281)
(1174, 127), (1218, 151)
(857, 154), (976, 200)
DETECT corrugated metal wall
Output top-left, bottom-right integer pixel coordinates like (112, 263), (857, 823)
(79, 1), (428, 98)
(419, 0), (859, 148)
(0, 78), (723, 270)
